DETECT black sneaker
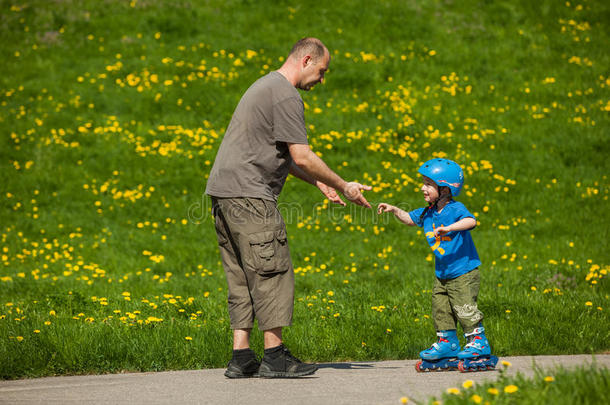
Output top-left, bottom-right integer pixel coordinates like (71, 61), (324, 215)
(258, 345), (318, 378)
(224, 356), (261, 378)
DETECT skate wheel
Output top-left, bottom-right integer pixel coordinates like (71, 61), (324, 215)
(415, 361), (423, 372)
(458, 361), (468, 373)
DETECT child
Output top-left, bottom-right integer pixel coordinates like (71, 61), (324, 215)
(377, 158), (498, 372)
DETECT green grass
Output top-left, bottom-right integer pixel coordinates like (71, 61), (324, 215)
(1, 0), (609, 379)
(426, 363), (609, 405)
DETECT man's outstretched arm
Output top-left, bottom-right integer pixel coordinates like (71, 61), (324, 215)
(289, 161), (346, 206)
(288, 143), (371, 208)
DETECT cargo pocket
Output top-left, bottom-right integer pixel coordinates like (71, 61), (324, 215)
(249, 231), (277, 274)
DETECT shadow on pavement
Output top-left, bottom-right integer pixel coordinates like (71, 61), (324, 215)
(317, 363), (383, 370)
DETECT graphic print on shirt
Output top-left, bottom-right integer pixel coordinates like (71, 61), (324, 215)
(425, 223), (451, 255)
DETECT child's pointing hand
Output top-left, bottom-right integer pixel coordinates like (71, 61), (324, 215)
(434, 226), (451, 237)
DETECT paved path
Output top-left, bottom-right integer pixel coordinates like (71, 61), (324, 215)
(1, 355), (607, 404)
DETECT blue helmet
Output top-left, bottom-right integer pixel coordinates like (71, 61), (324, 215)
(418, 158), (464, 197)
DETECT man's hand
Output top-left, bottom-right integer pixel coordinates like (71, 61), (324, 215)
(317, 182), (346, 206)
(343, 182), (372, 208)
(377, 203), (395, 215)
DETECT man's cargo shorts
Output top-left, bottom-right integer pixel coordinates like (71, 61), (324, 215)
(211, 197), (294, 331)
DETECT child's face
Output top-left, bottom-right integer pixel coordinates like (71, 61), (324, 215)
(421, 176), (439, 204)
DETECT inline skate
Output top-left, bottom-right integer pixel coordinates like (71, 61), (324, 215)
(457, 326), (498, 372)
(415, 330), (460, 372)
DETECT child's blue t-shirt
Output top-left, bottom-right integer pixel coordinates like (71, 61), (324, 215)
(408, 200), (481, 280)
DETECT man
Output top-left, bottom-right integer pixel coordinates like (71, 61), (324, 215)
(205, 37), (371, 378)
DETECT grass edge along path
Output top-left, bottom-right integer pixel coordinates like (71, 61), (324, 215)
(422, 361), (609, 405)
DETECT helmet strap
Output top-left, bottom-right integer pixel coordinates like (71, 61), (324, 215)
(419, 188), (452, 222)
(435, 192), (451, 207)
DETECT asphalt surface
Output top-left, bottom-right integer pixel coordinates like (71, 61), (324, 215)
(1, 355), (607, 404)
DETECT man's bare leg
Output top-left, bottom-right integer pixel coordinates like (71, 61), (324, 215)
(233, 328), (251, 350)
(263, 327), (282, 349)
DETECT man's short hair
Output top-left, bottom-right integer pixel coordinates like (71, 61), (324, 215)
(289, 37), (326, 60)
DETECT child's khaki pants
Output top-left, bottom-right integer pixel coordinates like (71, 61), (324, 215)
(432, 268), (483, 333)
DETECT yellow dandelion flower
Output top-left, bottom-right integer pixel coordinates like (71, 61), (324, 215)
(502, 360), (512, 367)
(544, 376), (555, 382)
(446, 387), (460, 395)
(585, 301), (593, 306)
(504, 385), (518, 393)
(462, 380), (474, 389)
(400, 397), (409, 404)
(487, 388), (499, 395)
(470, 394), (482, 404)
(185, 336), (192, 341)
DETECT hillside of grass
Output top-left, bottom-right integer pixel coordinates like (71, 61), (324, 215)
(0, 0), (608, 378)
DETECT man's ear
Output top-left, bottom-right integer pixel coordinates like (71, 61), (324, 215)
(302, 55), (312, 67)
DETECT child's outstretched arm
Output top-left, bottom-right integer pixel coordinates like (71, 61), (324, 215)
(377, 203), (416, 226)
(433, 217), (477, 237)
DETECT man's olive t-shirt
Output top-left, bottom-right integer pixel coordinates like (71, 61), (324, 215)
(205, 71), (308, 202)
